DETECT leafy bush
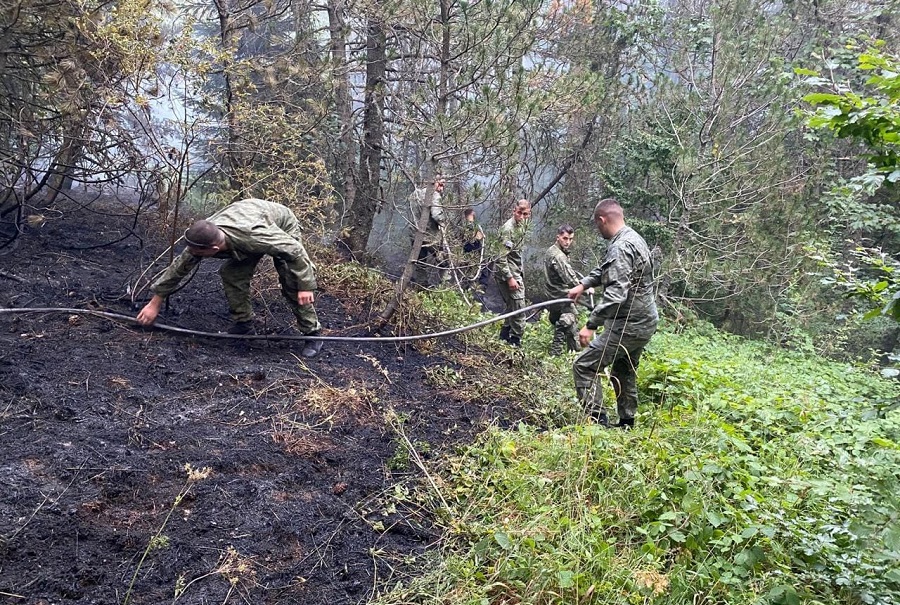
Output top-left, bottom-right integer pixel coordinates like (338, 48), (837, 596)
(377, 325), (900, 605)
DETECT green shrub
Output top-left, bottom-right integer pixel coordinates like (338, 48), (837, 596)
(377, 325), (900, 605)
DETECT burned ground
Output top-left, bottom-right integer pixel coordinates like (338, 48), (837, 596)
(0, 195), (519, 604)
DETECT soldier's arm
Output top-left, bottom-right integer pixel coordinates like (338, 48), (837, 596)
(560, 257), (582, 288)
(252, 227), (318, 291)
(543, 254), (556, 288)
(430, 194), (444, 226)
(585, 249), (631, 329)
(150, 250), (202, 298)
(494, 227), (515, 280)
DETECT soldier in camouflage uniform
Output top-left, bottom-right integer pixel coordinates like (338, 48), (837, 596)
(408, 178), (448, 285)
(568, 199), (658, 427)
(136, 198), (324, 358)
(462, 208), (484, 254)
(544, 224), (582, 355)
(494, 199), (531, 346)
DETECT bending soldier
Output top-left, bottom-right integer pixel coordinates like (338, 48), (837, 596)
(568, 199), (658, 427)
(136, 198), (324, 358)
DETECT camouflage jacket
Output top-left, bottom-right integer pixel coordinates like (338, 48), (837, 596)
(151, 198), (317, 297)
(494, 217), (529, 282)
(581, 226), (657, 332)
(408, 187), (445, 246)
(544, 242), (581, 299)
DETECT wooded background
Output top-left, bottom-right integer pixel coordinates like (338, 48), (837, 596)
(1, 0), (897, 361)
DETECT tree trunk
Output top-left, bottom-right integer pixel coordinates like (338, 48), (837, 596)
(327, 0), (357, 211)
(44, 125), (85, 206)
(377, 0), (452, 327)
(340, 8), (385, 258)
(213, 0), (243, 192)
(376, 162), (440, 328)
(531, 117), (597, 209)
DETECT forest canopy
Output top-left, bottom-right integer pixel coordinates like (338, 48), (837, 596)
(1, 0), (898, 357)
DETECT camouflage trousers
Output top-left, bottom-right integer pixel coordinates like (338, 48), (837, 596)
(414, 242), (450, 285)
(548, 302), (579, 355)
(572, 321), (656, 422)
(496, 276), (526, 338)
(220, 256), (321, 334)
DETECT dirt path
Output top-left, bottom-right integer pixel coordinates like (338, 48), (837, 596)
(0, 196), (510, 604)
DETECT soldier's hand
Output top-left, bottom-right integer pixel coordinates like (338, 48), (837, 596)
(568, 284), (585, 301)
(507, 277), (520, 291)
(297, 291), (315, 305)
(136, 296), (163, 326)
(578, 326), (594, 349)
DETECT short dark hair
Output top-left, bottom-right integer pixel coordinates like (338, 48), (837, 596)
(184, 220), (222, 248)
(594, 198), (623, 221)
(463, 208), (475, 218)
(557, 224), (574, 235)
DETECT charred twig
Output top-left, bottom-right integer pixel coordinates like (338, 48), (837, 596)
(0, 270), (24, 283)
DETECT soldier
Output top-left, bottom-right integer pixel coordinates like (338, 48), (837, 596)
(544, 224), (582, 355)
(136, 198), (324, 358)
(408, 178), (448, 285)
(462, 208), (484, 253)
(494, 199), (531, 346)
(568, 199), (658, 428)
(461, 207), (488, 286)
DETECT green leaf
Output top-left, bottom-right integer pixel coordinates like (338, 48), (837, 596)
(793, 67), (819, 76)
(883, 525), (900, 551)
(706, 511), (727, 527)
(768, 584), (800, 605)
(669, 530), (687, 543)
(803, 92), (846, 105)
(558, 570), (575, 588)
(494, 532), (512, 550)
(863, 307), (884, 320)
(871, 435), (899, 448)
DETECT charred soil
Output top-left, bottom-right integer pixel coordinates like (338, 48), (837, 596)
(0, 195), (519, 604)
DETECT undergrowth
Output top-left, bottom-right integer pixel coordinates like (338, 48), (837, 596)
(375, 288), (900, 605)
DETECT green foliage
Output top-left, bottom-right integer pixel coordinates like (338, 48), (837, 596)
(375, 325), (900, 605)
(412, 289), (497, 347)
(813, 244), (900, 323)
(803, 42), (900, 177)
(1, 0), (166, 200)
(801, 42), (900, 324)
(217, 102), (335, 233)
(411, 288), (585, 425)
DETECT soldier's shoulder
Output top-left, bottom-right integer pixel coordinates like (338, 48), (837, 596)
(623, 227), (651, 251)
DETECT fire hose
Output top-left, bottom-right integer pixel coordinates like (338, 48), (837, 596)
(0, 298), (585, 343)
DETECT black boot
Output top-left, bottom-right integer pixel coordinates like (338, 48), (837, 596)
(614, 417), (635, 429)
(499, 325), (511, 342)
(508, 335), (522, 347)
(301, 332), (324, 358)
(549, 333), (564, 356)
(228, 320), (255, 335)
